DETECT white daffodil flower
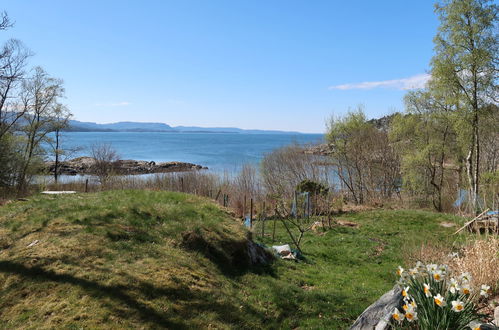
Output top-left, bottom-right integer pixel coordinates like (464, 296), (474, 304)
(461, 284), (471, 295)
(433, 270), (444, 282)
(448, 278), (460, 294)
(438, 264), (448, 273)
(451, 299), (465, 312)
(408, 267), (419, 277)
(460, 272), (472, 283)
(480, 284), (491, 298)
(426, 263), (438, 273)
(404, 306), (417, 322)
(468, 321), (482, 330)
(434, 293), (446, 307)
(402, 286), (410, 298)
(392, 308), (404, 323)
(424, 283), (432, 297)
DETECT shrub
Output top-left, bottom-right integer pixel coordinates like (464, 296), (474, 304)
(449, 237), (499, 298)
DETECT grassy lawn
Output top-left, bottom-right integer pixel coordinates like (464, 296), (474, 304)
(0, 190), (465, 329)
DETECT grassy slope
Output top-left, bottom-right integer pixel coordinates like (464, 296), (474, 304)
(0, 191), (464, 329)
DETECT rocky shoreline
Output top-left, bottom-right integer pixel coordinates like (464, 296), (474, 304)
(45, 157), (208, 176)
(303, 143), (333, 156)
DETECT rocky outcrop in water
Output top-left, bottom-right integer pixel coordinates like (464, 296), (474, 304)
(304, 143), (334, 155)
(45, 157), (207, 176)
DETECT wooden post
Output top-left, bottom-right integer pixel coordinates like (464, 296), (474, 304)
(180, 177), (184, 192)
(243, 195), (247, 218)
(261, 201), (265, 238)
(280, 218), (302, 254)
(272, 202), (277, 242)
(215, 189), (221, 202)
(294, 191), (298, 221)
(85, 179), (89, 193)
(454, 209), (489, 235)
(250, 198), (253, 228)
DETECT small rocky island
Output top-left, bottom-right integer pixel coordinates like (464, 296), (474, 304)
(45, 157), (207, 176)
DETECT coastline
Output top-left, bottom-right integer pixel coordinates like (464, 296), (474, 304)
(45, 157), (207, 176)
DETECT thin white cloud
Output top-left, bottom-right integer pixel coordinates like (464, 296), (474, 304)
(95, 101), (131, 107)
(329, 73), (431, 91)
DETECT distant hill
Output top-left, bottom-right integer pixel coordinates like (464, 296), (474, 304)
(172, 126), (302, 134)
(66, 119), (303, 134)
(367, 113), (397, 132)
(66, 120), (174, 132)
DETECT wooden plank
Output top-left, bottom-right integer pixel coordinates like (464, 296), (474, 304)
(453, 209), (489, 235)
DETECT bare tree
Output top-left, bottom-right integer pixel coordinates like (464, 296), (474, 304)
(0, 40), (32, 138)
(0, 11), (12, 31)
(16, 67), (65, 192)
(48, 104), (72, 183)
(327, 108), (400, 204)
(261, 144), (331, 215)
(90, 143), (120, 185)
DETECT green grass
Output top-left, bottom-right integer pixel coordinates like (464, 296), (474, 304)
(0, 190), (465, 329)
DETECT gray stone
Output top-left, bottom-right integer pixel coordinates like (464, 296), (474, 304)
(350, 286), (401, 330)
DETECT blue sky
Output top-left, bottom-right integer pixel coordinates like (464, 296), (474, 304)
(2, 1), (439, 133)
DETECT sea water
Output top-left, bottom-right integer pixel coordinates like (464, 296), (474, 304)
(49, 131), (324, 173)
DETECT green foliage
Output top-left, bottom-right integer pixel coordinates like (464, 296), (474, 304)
(431, 0), (498, 211)
(432, 0), (497, 103)
(0, 133), (23, 188)
(327, 107), (400, 204)
(390, 92), (461, 211)
(296, 179), (328, 195)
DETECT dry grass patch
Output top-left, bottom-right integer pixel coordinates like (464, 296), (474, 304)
(409, 236), (499, 296)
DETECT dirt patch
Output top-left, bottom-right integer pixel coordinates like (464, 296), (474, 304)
(336, 220), (360, 228)
(440, 222), (456, 228)
(368, 238), (387, 257)
(301, 284), (315, 291)
(0, 199), (12, 207)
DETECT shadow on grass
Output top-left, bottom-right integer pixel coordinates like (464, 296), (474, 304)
(181, 230), (276, 278)
(0, 260), (271, 328)
(0, 260), (186, 328)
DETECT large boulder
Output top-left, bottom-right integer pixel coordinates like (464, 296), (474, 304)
(350, 286), (401, 330)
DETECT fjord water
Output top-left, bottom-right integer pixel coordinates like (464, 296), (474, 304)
(57, 132), (324, 172)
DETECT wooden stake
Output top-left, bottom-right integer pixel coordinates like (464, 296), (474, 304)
(85, 179), (89, 193)
(272, 207), (277, 242)
(243, 195), (247, 218)
(261, 202), (265, 238)
(250, 198), (253, 228)
(280, 218), (302, 254)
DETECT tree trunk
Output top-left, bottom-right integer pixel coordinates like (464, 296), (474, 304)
(54, 129), (60, 183)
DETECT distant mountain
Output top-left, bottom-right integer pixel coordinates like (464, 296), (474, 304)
(66, 120), (174, 132)
(172, 126), (302, 134)
(66, 119), (302, 134)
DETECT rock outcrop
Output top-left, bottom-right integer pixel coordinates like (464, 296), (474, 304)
(350, 286), (402, 330)
(45, 157), (207, 176)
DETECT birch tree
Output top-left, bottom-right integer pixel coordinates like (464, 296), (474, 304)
(431, 0), (498, 212)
